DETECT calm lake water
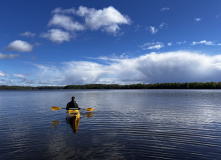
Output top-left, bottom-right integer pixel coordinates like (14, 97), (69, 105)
(1, 89), (221, 159)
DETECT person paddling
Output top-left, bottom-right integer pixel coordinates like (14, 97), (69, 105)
(66, 96), (80, 110)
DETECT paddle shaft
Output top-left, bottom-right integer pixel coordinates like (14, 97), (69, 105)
(70, 108), (91, 110)
(51, 106), (93, 111)
(69, 108), (80, 110)
(53, 107), (80, 110)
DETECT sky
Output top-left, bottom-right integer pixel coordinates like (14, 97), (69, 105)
(1, 0), (221, 86)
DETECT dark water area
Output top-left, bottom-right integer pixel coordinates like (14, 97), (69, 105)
(1, 89), (221, 159)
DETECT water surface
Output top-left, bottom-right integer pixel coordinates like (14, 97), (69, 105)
(1, 89), (221, 159)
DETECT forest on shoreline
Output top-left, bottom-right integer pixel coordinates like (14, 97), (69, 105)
(1, 82), (221, 90)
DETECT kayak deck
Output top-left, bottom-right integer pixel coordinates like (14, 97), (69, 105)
(66, 110), (80, 118)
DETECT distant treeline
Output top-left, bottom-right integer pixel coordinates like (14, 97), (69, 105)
(0, 85), (63, 90)
(64, 82), (221, 89)
(1, 82), (221, 90)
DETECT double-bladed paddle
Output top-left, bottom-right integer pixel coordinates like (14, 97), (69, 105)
(51, 106), (93, 112)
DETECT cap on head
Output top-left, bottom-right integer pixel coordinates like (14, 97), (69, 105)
(72, 96), (75, 100)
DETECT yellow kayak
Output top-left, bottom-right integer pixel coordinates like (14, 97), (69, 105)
(66, 110), (80, 134)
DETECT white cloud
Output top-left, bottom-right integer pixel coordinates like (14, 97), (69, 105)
(168, 43), (172, 46)
(43, 6), (130, 43)
(52, 7), (76, 14)
(4, 51), (221, 86)
(149, 26), (158, 35)
(47, 6), (130, 36)
(192, 40), (215, 46)
(159, 22), (167, 29)
(140, 42), (164, 50)
(20, 32), (36, 37)
(76, 6), (130, 34)
(148, 22), (167, 35)
(195, 18), (202, 22)
(62, 61), (108, 84)
(48, 14), (85, 31)
(0, 52), (19, 59)
(41, 29), (72, 43)
(161, 7), (170, 12)
(102, 24), (120, 36)
(148, 44), (164, 50)
(26, 51), (221, 85)
(0, 72), (33, 86)
(177, 41), (186, 45)
(0, 71), (6, 77)
(13, 74), (25, 78)
(5, 40), (33, 52)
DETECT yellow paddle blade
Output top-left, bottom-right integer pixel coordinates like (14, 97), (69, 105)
(85, 108), (94, 111)
(51, 106), (62, 111)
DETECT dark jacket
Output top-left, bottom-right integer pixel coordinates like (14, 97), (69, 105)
(66, 100), (79, 110)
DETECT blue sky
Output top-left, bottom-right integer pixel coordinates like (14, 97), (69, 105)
(1, 0), (221, 86)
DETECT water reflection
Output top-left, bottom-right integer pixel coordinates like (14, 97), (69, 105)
(66, 114), (80, 134)
(86, 112), (93, 118)
(51, 120), (60, 128)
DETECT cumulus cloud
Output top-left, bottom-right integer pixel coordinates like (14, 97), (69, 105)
(0, 52), (19, 59)
(48, 14), (85, 31)
(192, 40), (215, 46)
(20, 31), (36, 37)
(5, 51), (221, 86)
(25, 51), (221, 85)
(5, 40), (33, 52)
(76, 6), (130, 34)
(40, 29), (72, 43)
(42, 6), (130, 42)
(62, 61), (109, 84)
(48, 6), (130, 35)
